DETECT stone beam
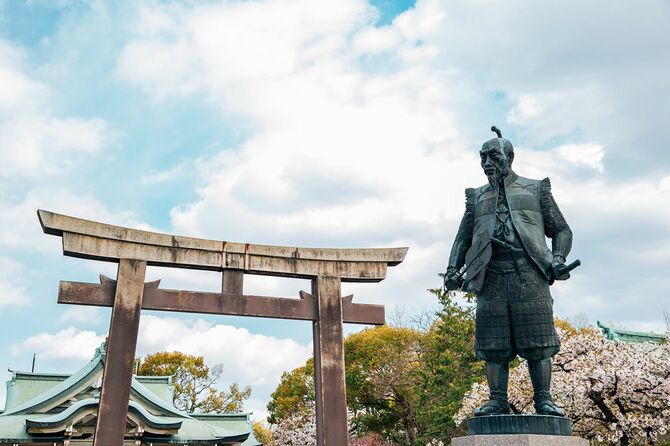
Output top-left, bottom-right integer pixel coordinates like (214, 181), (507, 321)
(58, 281), (385, 325)
(38, 210), (408, 283)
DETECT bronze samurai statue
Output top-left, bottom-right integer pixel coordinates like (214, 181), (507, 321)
(445, 127), (580, 417)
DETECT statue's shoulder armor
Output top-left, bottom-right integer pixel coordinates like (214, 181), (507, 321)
(510, 175), (547, 198)
(515, 175), (541, 187)
(469, 183), (493, 203)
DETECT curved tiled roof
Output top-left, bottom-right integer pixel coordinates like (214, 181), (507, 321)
(2, 346), (105, 416)
(25, 399), (182, 430)
(1, 343), (260, 445)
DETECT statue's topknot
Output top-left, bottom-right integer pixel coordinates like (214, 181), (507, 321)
(491, 126), (502, 138)
(482, 126), (514, 159)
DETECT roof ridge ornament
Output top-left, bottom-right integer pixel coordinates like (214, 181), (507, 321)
(94, 342), (107, 361)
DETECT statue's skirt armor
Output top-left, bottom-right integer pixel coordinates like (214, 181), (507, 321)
(474, 257), (560, 361)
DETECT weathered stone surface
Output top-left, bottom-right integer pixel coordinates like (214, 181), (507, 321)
(94, 259), (146, 446)
(467, 415), (572, 436)
(312, 276), (347, 446)
(452, 434), (589, 446)
(39, 209), (408, 282)
(58, 280), (386, 325)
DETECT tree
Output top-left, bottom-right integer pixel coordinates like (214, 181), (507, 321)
(345, 325), (425, 444)
(416, 287), (484, 443)
(138, 351), (251, 413)
(267, 280), (484, 446)
(270, 402), (317, 446)
(456, 326), (670, 446)
(267, 326), (426, 444)
(271, 405), (402, 446)
(252, 421), (273, 445)
(266, 360), (314, 425)
(349, 433), (400, 446)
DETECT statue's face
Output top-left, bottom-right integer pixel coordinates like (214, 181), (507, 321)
(480, 140), (512, 180)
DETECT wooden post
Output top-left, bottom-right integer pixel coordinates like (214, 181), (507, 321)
(312, 276), (347, 446)
(94, 259), (147, 446)
(222, 269), (244, 295)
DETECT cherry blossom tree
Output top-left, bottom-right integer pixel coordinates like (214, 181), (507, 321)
(270, 404), (403, 446)
(456, 327), (670, 445)
(270, 403), (316, 446)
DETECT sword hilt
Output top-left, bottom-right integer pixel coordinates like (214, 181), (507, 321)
(563, 259), (581, 273)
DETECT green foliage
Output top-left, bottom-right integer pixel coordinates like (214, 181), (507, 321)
(267, 326), (426, 444)
(266, 359), (314, 425)
(138, 351), (251, 414)
(267, 278), (484, 445)
(345, 325), (424, 445)
(252, 420), (273, 445)
(416, 286), (484, 443)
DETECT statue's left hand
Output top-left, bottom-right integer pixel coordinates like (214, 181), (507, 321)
(551, 259), (571, 281)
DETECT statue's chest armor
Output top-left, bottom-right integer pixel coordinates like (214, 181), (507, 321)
(473, 184), (542, 235)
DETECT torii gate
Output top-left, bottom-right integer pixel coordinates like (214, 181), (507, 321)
(38, 210), (408, 446)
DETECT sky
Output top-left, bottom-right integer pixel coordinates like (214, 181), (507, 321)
(1, 0), (669, 423)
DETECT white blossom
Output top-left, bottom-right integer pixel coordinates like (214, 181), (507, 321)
(455, 328), (670, 445)
(271, 404), (317, 446)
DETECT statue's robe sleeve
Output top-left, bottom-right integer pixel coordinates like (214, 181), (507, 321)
(539, 178), (572, 263)
(447, 188), (476, 271)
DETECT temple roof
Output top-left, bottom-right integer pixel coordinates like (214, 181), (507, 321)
(597, 321), (666, 344)
(1, 344), (261, 445)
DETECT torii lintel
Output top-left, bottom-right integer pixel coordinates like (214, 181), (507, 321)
(37, 209), (407, 282)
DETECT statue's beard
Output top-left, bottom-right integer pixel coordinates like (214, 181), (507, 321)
(486, 166), (505, 182)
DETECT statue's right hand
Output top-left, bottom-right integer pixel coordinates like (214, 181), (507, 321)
(444, 268), (464, 292)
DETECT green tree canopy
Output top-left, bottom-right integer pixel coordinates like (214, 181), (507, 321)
(267, 279), (486, 446)
(345, 325), (425, 444)
(267, 325), (427, 444)
(417, 286), (484, 443)
(138, 351), (251, 414)
(252, 421), (273, 445)
(266, 359), (314, 425)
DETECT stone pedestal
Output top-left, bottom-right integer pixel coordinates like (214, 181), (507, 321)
(452, 415), (588, 446)
(468, 415), (572, 435)
(452, 434), (588, 445)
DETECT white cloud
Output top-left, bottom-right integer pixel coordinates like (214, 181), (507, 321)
(136, 316), (312, 388)
(0, 257), (30, 309)
(507, 94), (543, 122)
(112, 0), (670, 328)
(0, 41), (45, 115)
(118, 0), (470, 248)
(0, 115), (112, 178)
(0, 38), (114, 179)
(556, 143), (605, 173)
(0, 187), (153, 253)
(59, 306), (103, 325)
(10, 327), (106, 362)
(505, 86), (612, 143)
(353, 26), (401, 54)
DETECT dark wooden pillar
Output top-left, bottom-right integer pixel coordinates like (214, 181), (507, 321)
(312, 276), (347, 446)
(94, 259), (147, 446)
(222, 269), (244, 295)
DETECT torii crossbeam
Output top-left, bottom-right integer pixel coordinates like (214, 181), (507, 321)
(38, 210), (408, 446)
